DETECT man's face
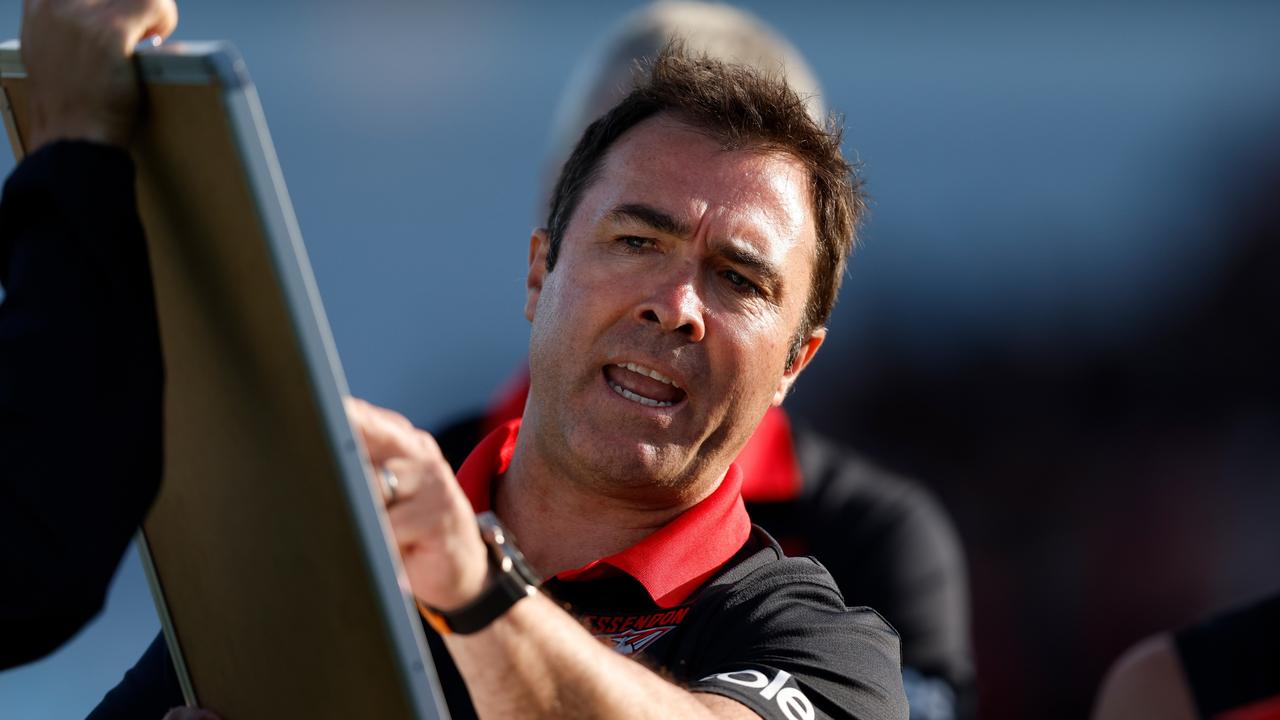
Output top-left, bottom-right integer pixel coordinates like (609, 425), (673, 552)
(523, 115), (825, 502)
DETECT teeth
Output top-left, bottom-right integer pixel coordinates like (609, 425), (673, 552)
(618, 362), (680, 388)
(608, 381), (675, 407)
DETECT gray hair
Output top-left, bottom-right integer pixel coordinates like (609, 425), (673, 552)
(542, 1), (826, 204)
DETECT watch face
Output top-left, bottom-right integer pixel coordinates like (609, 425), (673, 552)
(477, 511), (542, 586)
(506, 541), (541, 586)
(477, 511), (504, 545)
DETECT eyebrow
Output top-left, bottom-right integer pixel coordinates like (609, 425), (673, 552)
(606, 203), (691, 237)
(606, 202), (784, 297)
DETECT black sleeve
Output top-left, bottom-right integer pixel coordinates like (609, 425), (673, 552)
(788, 427), (974, 708)
(686, 558), (908, 720)
(0, 141), (163, 668)
(86, 632), (185, 720)
(1174, 593), (1280, 718)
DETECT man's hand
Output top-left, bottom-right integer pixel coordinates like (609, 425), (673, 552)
(345, 398), (490, 611)
(21, 0), (179, 152)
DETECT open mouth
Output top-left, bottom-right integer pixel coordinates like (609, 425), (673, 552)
(603, 362), (687, 408)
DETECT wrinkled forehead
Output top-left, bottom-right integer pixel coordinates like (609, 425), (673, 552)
(586, 115), (817, 253)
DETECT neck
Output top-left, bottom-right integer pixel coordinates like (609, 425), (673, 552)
(494, 432), (722, 578)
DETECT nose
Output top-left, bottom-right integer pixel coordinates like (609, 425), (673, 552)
(636, 271), (706, 342)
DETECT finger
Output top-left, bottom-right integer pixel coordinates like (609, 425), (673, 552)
(386, 494), (459, 552)
(381, 453), (470, 521)
(144, 0), (178, 41)
(376, 458), (420, 510)
(110, 0), (179, 48)
(362, 414), (418, 465)
(411, 426), (444, 462)
(344, 396), (415, 434)
(384, 460), (477, 545)
(344, 397), (420, 465)
(382, 456), (424, 502)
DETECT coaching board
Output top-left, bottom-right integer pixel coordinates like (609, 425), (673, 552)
(0, 41), (449, 720)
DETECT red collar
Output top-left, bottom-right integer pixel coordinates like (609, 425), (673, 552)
(482, 367), (803, 503)
(455, 419), (752, 608)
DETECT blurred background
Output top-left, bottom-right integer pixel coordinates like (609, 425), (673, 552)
(2, 1), (1278, 718)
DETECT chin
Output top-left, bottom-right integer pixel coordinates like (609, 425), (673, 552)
(568, 433), (695, 494)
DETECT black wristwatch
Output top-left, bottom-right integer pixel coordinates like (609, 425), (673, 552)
(420, 511), (541, 635)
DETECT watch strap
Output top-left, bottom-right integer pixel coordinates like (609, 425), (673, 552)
(419, 512), (540, 635)
(420, 572), (536, 635)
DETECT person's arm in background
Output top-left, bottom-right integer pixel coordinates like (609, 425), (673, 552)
(1091, 633), (1197, 720)
(786, 426), (974, 718)
(86, 633), (185, 720)
(0, 0), (177, 668)
(1094, 595), (1280, 720)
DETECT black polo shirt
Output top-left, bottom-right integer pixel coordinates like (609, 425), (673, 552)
(438, 420), (907, 720)
(90, 421), (906, 720)
(437, 371), (972, 717)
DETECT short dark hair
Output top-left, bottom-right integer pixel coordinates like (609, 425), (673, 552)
(544, 44), (866, 364)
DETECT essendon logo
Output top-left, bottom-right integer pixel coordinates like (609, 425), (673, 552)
(581, 606), (690, 657)
(601, 625), (676, 655)
(581, 606), (690, 635)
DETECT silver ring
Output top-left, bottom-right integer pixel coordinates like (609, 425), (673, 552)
(379, 467), (401, 506)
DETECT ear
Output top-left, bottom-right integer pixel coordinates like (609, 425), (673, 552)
(771, 327), (826, 406)
(524, 228), (551, 322)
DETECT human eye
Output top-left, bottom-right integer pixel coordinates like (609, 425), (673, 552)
(722, 268), (762, 296)
(617, 235), (656, 252)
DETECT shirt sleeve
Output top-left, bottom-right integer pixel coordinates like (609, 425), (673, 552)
(838, 484), (968, 720)
(790, 426), (974, 717)
(0, 141), (164, 668)
(1174, 593), (1280, 718)
(685, 558), (909, 720)
(86, 632), (185, 720)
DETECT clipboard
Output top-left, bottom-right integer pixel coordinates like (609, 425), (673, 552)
(0, 41), (449, 719)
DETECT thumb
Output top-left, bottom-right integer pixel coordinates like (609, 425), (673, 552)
(112, 0), (180, 48)
(142, 0), (179, 42)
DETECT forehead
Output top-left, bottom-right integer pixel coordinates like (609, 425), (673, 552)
(580, 115), (817, 259)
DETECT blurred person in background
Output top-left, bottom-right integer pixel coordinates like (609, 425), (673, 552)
(1092, 593), (1280, 720)
(817, 34), (1280, 719)
(433, 4), (973, 718)
(0, 0), (177, 670)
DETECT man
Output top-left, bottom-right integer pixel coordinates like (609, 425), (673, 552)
(13, 2), (907, 719)
(0, 0), (178, 669)
(361, 51), (906, 716)
(434, 4), (973, 717)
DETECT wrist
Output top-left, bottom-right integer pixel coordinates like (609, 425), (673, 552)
(432, 550), (492, 612)
(420, 512), (541, 635)
(26, 93), (137, 152)
(27, 120), (131, 154)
